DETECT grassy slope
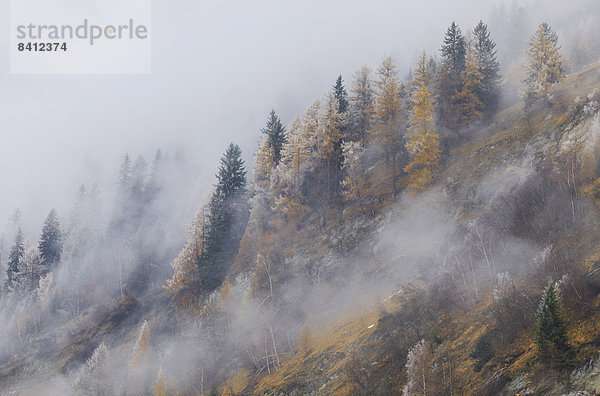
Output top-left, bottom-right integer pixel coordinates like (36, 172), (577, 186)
(228, 65), (600, 395)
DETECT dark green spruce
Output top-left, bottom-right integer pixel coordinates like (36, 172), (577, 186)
(535, 281), (574, 368)
(261, 110), (287, 166)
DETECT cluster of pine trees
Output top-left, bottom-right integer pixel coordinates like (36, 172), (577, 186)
(4, 210), (62, 300)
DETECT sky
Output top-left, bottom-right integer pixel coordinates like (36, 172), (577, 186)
(0, 0), (591, 236)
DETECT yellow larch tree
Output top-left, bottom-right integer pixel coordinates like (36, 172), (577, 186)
(273, 117), (311, 227)
(152, 369), (166, 396)
(409, 51), (436, 98)
(130, 320), (150, 371)
(253, 138), (275, 189)
(455, 42), (484, 128)
(350, 65), (375, 146)
(523, 22), (565, 106)
(166, 208), (206, 308)
(404, 83), (441, 193)
(322, 94), (344, 195)
(372, 57), (407, 194)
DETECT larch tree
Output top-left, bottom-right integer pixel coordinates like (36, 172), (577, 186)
(261, 110), (287, 166)
(341, 141), (368, 203)
(253, 137), (275, 189)
(473, 20), (501, 116)
(403, 339), (435, 396)
(5, 228), (24, 293)
(119, 153), (133, 189)
(523, 22), (565, 107)
(278, 117), (305, 191)
(437, 21), (467, 131)
(76, 343), (110, 395)
(16, 242), (43, 295)
(405, 83), (441, 193)
(281, 99), (325, 206)
(219, 278), (232, 311)
(322, 93), (344, 196)
(409, 51), (436, 99)
(37, 272), (54, 312)
(372, 57), (408, 194)
(130, 320), (150, 371)
(272, 117), (311, 227)
(350, 66), (375, 146)
(166, 207), (206, 307)
(38, 209), (63, 274)
(455, 40), (485, 128)
(152, 369), (166, 396)
(535, 281), (573, 367)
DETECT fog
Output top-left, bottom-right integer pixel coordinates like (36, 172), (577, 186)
(0, 0), (575, 235)
(0, 0), (598, 393)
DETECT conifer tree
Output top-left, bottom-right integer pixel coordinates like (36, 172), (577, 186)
(350, 66), (375, 146)
(535, 281), (573, 367)
(215, 143), (247, 200)
(341, 141), (368, 203)
(441, 22), (467, 72)
(278, 117), (305, 190)
(254, 138), (275, 188)
(16, 243), (43, 295)
(405, 84), (441, 193)
(6, 228), (24, 292)
(523, 23), (564, 107)
(152, 369), (166, 396)
(437, 21), (467, 131)
(76, 343), (110, 395)
(473, 21), (501, 116)
(261, 110), (287, 166)
(119, 153), (133, 190)
(131, 155), (148, 203)
(130, 320), (150, 370)
(37, 272), (54, 311)
(272, 118), (311, 227)
(322, 94), (344, 195)
(200, 144), (247, 291)
(38, 209), (63, 274)
(455, 42), (485, 128)
(333, 75), (349, 114)
(373, 57), (408, 194)
(166, 208), (205, 307)
(404, 339), (435, 396)
(409, 52), (436, 98)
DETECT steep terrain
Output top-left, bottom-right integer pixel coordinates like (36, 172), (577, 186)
(1, 58), (599, 396)
(218, 64), (600, 395)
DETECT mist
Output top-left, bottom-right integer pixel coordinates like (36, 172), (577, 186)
(2, 0), (583, 233)
(1, 0), (599, 394)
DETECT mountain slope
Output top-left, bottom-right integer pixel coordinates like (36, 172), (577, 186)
(222, 64), (600, 395)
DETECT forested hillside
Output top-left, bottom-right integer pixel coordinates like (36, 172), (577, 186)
(2, 11), (600, 396)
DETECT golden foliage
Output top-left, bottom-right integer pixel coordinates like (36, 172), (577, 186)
(254, 138), (275, 188)
(455, 45), (484, 128)
(221, 386), (233, 396)
(152, 370), (166, 396)
(405, 83), (441, 193)
(130, 320), (150, 371)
